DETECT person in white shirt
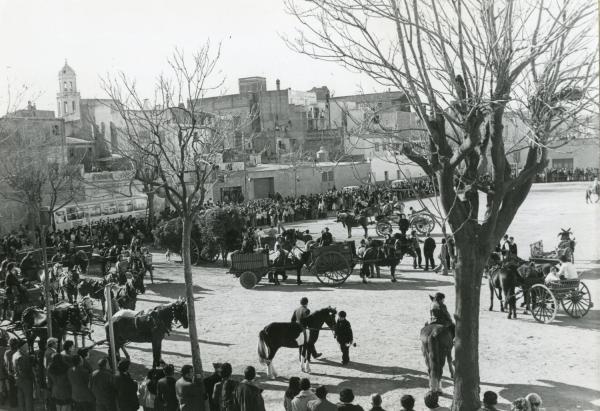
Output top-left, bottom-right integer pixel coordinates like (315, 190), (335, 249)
(556, 254), (578, 280)
(544, 266), (561, 284)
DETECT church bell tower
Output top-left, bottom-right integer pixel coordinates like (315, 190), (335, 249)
(56, 60), (81, 121)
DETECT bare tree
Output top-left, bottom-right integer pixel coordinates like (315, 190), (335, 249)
(101, 43), (240, 401)
(285, 0), (598, 408)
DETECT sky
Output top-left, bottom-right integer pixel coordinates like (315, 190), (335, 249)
(0, 0), (383, 112)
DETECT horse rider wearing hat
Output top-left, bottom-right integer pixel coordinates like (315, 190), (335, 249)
(291, 297), (322, 359)
(429, 292), (455, 339)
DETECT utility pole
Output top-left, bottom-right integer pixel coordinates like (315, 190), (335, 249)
(39, 207), (52, 337)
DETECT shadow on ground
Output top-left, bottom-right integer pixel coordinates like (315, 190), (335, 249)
(145, 282), (213, 299)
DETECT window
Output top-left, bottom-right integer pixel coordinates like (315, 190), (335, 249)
(64, 101), (68, 114)
(327, 171), (334, 181)
(552, 158), (574, 169)
(322, 172), (328, 182)
(72, 101), (76, 112)
(69, 81), (73, 90)
(63, 81), (68, 91)
(374, 143), (380, 152)
(384, 171), (389, 181)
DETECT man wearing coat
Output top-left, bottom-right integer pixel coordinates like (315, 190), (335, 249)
(114, 359), (139, 411)
(423, 234), (436, 271)
(90, 357), (116, 411)
(176, 365), (205, 411)
(156, 364), (179, 411)
(235, 366), (265, 411)
(334, 311), (353, 366)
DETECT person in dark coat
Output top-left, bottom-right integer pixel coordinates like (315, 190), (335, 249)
(336, 388), (364, 411)
(410, 231), (423, 269)
(423, 234), (436, 271)
(429, 292), (455, 339)
(204, 363), (222, 411)
(334, 311), (353, 365)
(235, 366), (265, 411)
(321, 228), (333, 246)
(13, 341), (35, 411)
(47, 352), (71, 411)
(90, 357), (116, 411)
(213, 363), (238, 411)
(155, 364), (178, 411)
(115, 359), (139, 411)
(398, 214), (410, 235)
(176, 364), (205, 411)
(68, 354), (95, 411)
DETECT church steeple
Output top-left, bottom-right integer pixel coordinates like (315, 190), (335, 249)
(57, 60), (81, 121)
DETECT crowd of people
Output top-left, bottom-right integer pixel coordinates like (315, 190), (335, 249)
(536, 167), (599, 183)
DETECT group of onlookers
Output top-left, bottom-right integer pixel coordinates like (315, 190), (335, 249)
(536, 167), (599, 183)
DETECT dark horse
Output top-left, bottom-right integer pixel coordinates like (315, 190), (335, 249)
(21, 297), (93, 353)
(258, 307), (337, 377)
(78, 278), (108, 315)
(106, 298), (188, 367)
(360, 240), (401, 282)
(420, 323), (454, 393)
(336, 212), (368, 238)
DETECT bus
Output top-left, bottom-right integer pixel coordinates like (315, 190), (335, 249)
(53, 196), (148, 230)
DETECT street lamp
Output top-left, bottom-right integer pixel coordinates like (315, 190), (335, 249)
(39, 207), (52, 337)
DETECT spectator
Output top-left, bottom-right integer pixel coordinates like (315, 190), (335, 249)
(176, 364), (204, 411)
(284, 377), (301, 411)
(61, 340), (75, 367)
(368, 393), (386, 411)
(90, 357), (116, 411)
(424, 391), (450, 410)
(4, 337), (18, 408)
(235, 366), (266, 411)
(410, 231), (422, 269)
(400, 394), (414, 411)
(115, 359), (139, 411)
(0, 334), (8, 405)
(213, 362), (238, 411)
(156, 364), (178, 411)
(434, 238), (449, 275)
(335, 311), (354, 366)
(479, 391), (499, 411)
(423, 233), (436, 271)
(525, 393), (543, 411)
(68, 354), (94, 411)
(44, 338), (59, 368)
(138, 370), (157, 411)
(292, 378), (317, 411)
(204, 363), (223, 411)
(308, 385), (336, 411)
(47, 353), (71, 411)
(337, 388), (364, 411)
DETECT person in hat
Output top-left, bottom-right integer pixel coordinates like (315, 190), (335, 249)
(90, 357), (116, 411)
(307, 385), (336, 411)
(337, 388), (364, 411)
(429, 293), (455, 339)
(478, 391), (499, 411)
(334, 311), (353, 366)
(424, 390), (450, 410)
(176, 364), (204, 411)
(115, 359), (139, 411)
(321, 227), (333, 247)
(13, 339), (35, 411)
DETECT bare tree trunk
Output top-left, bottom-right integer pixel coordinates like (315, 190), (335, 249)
(181, 215), (206, 410)
(452, 245), (486, 411)
(146, 191), (155, 230)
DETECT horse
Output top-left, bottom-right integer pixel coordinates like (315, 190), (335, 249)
(257, 307), (337, 377)
(111, 281), (137, 312)
(486, 258), (524, 319)
(21, 296), (94, 352)
(106, 298), (188, 367)
(78, 278), (108, 315)
(336, 212), (368, 238)
(420, 323), (454, 393)
(40, 264), (62, 304)
(360, 241), (401, 282)
(58, 268), (81, 304)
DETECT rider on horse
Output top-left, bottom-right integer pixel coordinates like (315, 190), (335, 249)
(429, 292), (455, 340)
(291, 297), (322, 359)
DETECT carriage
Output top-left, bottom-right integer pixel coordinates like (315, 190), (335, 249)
(529, 279), (592, 323)
(0, 284), (44, 324)
(375, 210), (437, 236)
(230, 242), (355, 289)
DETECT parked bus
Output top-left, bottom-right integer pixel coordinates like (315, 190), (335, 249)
(53, 196), (148, 230)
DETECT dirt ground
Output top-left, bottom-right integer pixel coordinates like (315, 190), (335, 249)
(84, 182), (599, 411)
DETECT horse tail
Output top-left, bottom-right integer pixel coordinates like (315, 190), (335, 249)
(257, 329), (270, 365)
(429, 334), (443, 383)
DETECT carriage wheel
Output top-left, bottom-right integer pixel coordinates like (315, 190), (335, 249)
(240, 271), (258, 289)
(410, 214), (435, 235)
(190, 239), (201, 265)
(376, 222), (393, 236)
(311, 251), (351, 286)
(561, 282), (591, 318)
(530, 284), (558, 324)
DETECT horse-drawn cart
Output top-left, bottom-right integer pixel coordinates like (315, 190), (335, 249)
(375, 211), (437, 236)
(230, 242), (355, 289)
(529, 279), (591, 323)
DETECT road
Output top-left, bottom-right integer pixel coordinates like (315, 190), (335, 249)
(87, 182), (599, 411)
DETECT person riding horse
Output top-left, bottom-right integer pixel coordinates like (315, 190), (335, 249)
(429, 292), (455, 340)
(291, 297), (322, 359)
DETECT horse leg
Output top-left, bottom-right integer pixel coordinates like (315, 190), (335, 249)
(121, 345), (130, 361)
(305, 346), (312, 374)
(390, 265), (397, 282)
(363, 225), (368, 238)
(152, 339), (162, 368)
(488, 278), (494, 311)
(347, 226), (352, 239)
(447, 350), (455, 379)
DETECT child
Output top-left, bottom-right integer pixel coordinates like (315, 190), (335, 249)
(334, 311), (354, 365)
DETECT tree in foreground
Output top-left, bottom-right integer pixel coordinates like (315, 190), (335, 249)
(286, 0), (598, 408)
(102, 43), (237, 404)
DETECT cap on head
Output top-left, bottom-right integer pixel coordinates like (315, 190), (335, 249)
(338, 311), (347, 318)
(339, 388), (354, 403)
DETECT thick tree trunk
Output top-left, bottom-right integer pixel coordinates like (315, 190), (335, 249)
(181, 215), (207, 410)
(146, 192), (155, 229)
(451, 245), (487, 411)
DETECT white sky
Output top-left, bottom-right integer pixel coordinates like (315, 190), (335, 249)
(0, 0), (382, 111)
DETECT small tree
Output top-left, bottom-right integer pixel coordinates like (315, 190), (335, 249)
(102, 43), (244, 401)
(285, 1), (598, 409)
